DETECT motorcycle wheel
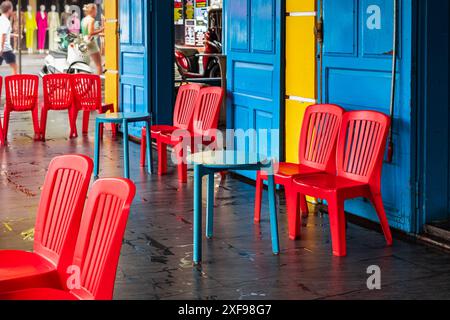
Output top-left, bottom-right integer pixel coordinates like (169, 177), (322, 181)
(208, 64), (221, 78)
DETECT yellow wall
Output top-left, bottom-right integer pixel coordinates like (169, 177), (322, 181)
(104, 1), (119, 111)
(285, 0), (317, 163)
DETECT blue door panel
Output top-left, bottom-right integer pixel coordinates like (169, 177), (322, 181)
(119, 0), (149, 138)
(226, 0), (282, 180)
(321, 0), (413, 232)
(324, 0), (356, 55)
(229, 0), (249, 51)
(251, 0), (275, 53)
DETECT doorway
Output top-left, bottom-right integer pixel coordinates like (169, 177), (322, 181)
(416, 0), (450, 237)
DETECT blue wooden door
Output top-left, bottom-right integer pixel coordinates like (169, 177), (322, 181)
(225, 0), (282, 179)
(119, 0), (150, 137)
(320, 0), (413, 232)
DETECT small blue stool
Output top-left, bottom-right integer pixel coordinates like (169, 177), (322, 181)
(94, 112), (153, 179)
(188, 150), (280, 265)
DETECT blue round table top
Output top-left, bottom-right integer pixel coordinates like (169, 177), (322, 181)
(96, 112), (152, 122)
(187, 150), (270, 168)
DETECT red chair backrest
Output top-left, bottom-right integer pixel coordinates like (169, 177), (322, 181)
(5, 75), (39, 111)
(173, 84), (202, 130)
(299, 104), (345, 173)
(33, 155), (93, 273)
(69, 178), (136, 300)
(192, 86), (224, 137)
(43, 74), (74, 110)
(337, 111), (390, 184)
(72, 74), (102, 111)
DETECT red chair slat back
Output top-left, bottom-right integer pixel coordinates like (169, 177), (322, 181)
(70, 178), (136, 300)
(72, 74), (102, 111)
(5, 75), (39, 111)
(337, 111), (390, 184)
(43, 74), (74, 110)
(192, 86), (224, 137)
(299, 104), (345, 173)
(173, 84), (202, 130)
(34, 155), (93, 272)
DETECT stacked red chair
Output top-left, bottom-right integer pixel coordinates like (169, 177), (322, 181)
(140, 84), (202, 181)
(72, 74), (116, 137)
(254, 104), (345, 240)
(0, 178), (136, 300)
(3, 75), (40, 143)
(189, 86), (224, 152)
(171, 86), (224, 182)
(0, 155), (93, 293)
(41, 74), (76, 141)
(141, 86), (224, 183)
(291, 111), (393, 256)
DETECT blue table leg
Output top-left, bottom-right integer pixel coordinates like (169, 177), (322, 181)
(193, 164), (203, 264)
(206, 172), (215, 239)
(93, 120), (101, 179)
(267, 173), (280, 255)
(145, 119), (153, 174)
(123, 119), (130, 179)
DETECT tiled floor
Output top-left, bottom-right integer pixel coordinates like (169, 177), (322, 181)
(1, 109), (450, 300)
(1, 56), (450, 300)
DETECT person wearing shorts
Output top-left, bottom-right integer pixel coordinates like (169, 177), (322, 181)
(81, 4), (103, 75)
(0, 1), (18, 75)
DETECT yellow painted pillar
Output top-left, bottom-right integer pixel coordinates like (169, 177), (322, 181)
(104, 1), (119, 111)
(285, 0), (317, 163)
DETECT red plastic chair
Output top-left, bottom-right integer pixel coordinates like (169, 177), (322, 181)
(72, 74), (116, 137)
(190, 86), (224, 147)
(144, 86), (223, 183)
(0, 155), (93, 293)
(172, 86), (224, 182)
(291, 111), (393, 256)
(0, 178), (136, 300)
(41, 74), (76, 141)
(255, 104), (345, 240)
(0, 76), (4, 146)
(140, 84), (202, 177)
(3, 75), (40, 142)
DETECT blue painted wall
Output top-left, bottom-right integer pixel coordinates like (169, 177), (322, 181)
(320, 0), (414, 232)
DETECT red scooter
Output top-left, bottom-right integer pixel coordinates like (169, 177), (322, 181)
(175, 30), (222, 81)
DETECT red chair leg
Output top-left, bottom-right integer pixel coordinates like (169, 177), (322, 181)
(99, 123), (104, 139)
(69, 107), (78, 138)
(254, 171), (263, 223)
(111, 124), (118, 138)
(102, 104), (117, 137)
(157, 140), (168, 176)
(175, 145), (187, 183)
(327, 195), (347, 257)
(0, 123), (3, 146)
(82, 110), (90, 135)
(369, 192), (393, 246)
(3, 107), (11, 143)
(300, 195), (309, 218)
(286, 187), (301, 240)
(31, 107), (40, 141)
(140, 129), (147, 167)
(40, 107), (48, 141)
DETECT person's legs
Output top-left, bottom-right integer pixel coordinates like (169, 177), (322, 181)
(91, 52), (103, 75)
(4, 51), (17, 75)
(9, 63), (17, 75)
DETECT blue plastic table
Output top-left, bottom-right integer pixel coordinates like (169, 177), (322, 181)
(188, 150), (280, 265)
(94, 112), (153, 179)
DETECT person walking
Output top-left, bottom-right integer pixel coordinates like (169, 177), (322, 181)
(81, 4), (103, 75)
(0, 1), (18, 74)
